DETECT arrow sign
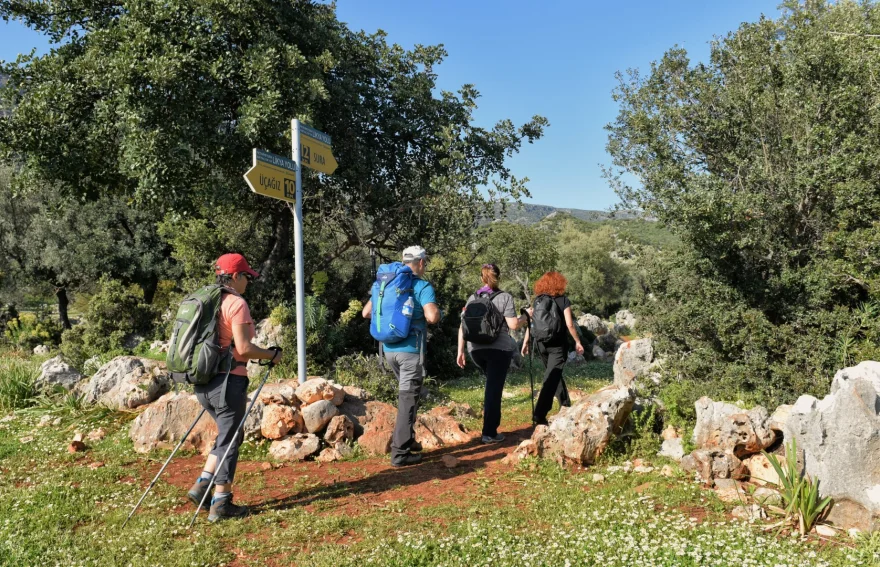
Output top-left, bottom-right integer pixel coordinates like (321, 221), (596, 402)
(244, 149), (297, 204)
(298, 123), (338, 175)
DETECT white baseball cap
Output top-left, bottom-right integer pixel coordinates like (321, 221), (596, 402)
(402, 245), (427, 262)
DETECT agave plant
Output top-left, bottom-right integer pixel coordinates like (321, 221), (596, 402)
(763, 439), (833, 536)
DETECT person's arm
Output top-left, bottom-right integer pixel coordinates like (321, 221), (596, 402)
(232, 323), (283, 363)
(362, 299), (372, 319)
(521, 327), (531, 356)
(423, 303), (440, 325)
(456, 325), (466, 368)
(563, 307), (584, 355)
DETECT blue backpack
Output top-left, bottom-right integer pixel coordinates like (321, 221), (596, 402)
(370, 262), (416, 343)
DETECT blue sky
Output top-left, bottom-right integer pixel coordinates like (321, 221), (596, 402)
(0, 1), (779, 210)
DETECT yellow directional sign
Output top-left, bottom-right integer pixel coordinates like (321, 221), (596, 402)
(299, 123), (338, 175)
(244, 149), (297, 204)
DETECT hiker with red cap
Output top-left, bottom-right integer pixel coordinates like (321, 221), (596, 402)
(186, 253), (283, 522)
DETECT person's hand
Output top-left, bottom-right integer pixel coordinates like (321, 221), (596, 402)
(521, 342), (529, 356)
(456, 351), (466, 369)
(270, 348), (284, 365)
(526, 307), (534, 317)
(575, 342), (584, 356)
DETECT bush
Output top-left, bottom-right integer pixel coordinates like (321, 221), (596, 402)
(0, 358), (38, 411)
(333, 353), (398, 403)
(3, 310), (63, 350)
(60, 276), (156, 369)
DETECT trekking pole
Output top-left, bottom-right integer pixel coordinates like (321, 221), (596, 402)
(521, 307), (535, 425)
(122, 407), (207, 528)
(188, 348), (280, 528)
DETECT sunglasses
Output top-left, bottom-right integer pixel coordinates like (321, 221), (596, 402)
(240, 273), (254, 283)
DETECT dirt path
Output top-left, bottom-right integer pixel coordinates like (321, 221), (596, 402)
(160, 423), (535, 518)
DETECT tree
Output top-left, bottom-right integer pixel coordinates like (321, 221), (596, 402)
(477, 222), (557, 303)
(0, 0), (546, 294)
(556, 222), (630, 316)
(0, 166), (173, 328)
(604, 0), (880, 407)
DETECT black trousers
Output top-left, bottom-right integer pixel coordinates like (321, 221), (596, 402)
(194, 373), (249, 485)
(471, 348), (514, 438)
(534, 344), (568, 422)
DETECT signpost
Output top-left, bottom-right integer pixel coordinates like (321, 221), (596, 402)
(298, 123), (338, 175)
(245, 122), (337, 385)
(243, 149), (297, 203)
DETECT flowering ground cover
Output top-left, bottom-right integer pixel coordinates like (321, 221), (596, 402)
(0, 360), (877, 566)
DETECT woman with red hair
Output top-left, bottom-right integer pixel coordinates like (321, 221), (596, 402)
(522, 271), (584, 425)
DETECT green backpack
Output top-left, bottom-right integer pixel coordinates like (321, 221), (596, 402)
(166, 285), (233, 385)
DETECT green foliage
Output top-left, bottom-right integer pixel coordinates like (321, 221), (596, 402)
(606, 1), (880, 410)
(557, 222), (631, 316)
(764, 439), (833, 536)
(600, 403), (661, 463)
(3, 310), (62, 350)
(0, 357), (37, 411)
(333, 353), (398, 404)
(60, 277), (156, 369)
(476, 222), (557, 301)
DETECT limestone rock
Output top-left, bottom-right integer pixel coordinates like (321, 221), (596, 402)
(149, 340), (169, 353)
(714, 478), (747, 503)
(681, 448), (747, 485)
(769, 404), (792, 433)
(269, 433), (321, 461)
(524, 385), (635, 466)
(81, 356), (170, 410)
(130, 392), (217, 455)
(415, 409), (470, 450)
(786, 361), (880, 519)
(296, 378), (345, 406)
(316, 447), (345, 463)
(36, 356), (83, 392)
(612, 339), (653, 389)
(753, 487), (782, 507)
(658, 437), (685, 461)
(577, 313), (606, 335)
(33, 345), (50, 356)
(660, 464), (675, 477)
(301, 400), (338, 434)
(341, 385), (371, 401)
(357, 402), (397, 456)
(324, 415), (354, 445)
(614, 310), (637, 330)
(692, 397), (775, 458)
(257, 380), (301, 406)
(732, 504), (766, 521)
(825, 499), (880, 532)
(260, 404), (303, 440)
(743, 453), (780, 487)
(592, 473), (605, 483)
(661, 426), (680, 441)
(592, 344), (606, 360)
(442, 455), (460, 468)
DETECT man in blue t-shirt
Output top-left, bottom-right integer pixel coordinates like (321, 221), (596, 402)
(362, 245), (439, 467)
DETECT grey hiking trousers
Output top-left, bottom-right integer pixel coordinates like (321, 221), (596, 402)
(194, 372), (249, 485)
(385, 351), (424, 465)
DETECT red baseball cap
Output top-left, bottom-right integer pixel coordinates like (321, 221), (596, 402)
(214, 253), (260, 278)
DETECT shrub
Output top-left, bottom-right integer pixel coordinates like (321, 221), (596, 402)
(0, 358), (38, 411)
(60, 276), (156, 369)
(333, 353), (398, 403)
(3, 310), (63, 350)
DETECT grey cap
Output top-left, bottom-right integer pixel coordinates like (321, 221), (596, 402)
(402, 245), (427, 262)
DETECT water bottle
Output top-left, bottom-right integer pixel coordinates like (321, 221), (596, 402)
(402, 296), (414, 318)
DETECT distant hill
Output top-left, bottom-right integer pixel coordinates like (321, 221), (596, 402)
(491, 202), (648, 225)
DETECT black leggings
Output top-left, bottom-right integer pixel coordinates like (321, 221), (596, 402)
(470, 348), (513, 437)
(534, 344), (568, 422)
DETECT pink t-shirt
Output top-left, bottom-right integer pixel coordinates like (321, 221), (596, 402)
(218, 290), (254, 376)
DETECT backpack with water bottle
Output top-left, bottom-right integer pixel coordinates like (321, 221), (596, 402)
(369, 262), (416, 343)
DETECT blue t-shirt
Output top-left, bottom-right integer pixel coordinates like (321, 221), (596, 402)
(382, 278), (437, 353)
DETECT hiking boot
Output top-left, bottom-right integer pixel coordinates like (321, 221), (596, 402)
(533, 416), (549, 427)
(481, 433), (505, 444)
(207, 493), (249, 523)
(391, 452), (423, 468)
(410, 440), (423, 452)
(187, 477), (212, 507)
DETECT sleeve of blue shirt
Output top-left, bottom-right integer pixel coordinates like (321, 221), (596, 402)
(416, 280), (437, 310)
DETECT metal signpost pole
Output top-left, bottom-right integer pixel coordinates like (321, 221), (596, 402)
(291, 119), (307, 384)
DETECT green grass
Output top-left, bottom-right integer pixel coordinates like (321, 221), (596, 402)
(0, 359), (875, 566)
(0, 356), (38, 412)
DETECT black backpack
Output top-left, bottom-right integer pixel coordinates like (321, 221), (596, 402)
(461, 291), (506, 345)
(531, 294), (565, 343)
